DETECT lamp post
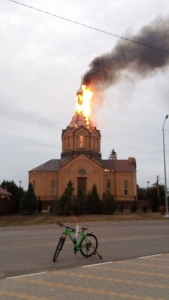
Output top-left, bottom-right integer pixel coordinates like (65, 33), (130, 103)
(162, 115), (169, 219)
(147, 181), (150, 212)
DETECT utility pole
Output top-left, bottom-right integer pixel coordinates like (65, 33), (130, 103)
(147, 181), (150, 212)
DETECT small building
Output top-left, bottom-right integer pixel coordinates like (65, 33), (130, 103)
(0, 187), (12, 200)
(29, 112), (137, 207)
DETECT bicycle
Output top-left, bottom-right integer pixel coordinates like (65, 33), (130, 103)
(53, 222), (102, 262)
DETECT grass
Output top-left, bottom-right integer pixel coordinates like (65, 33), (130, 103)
(0, 211), (167, 227)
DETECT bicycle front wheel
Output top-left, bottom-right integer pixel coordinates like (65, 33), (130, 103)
(53, 236), (65, 262)
(80, 233), (98, 257)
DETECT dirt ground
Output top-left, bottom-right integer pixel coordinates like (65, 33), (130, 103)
(0, 211), (166, 227)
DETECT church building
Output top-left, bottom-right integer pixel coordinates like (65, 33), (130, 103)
(29, 86), (137, 206)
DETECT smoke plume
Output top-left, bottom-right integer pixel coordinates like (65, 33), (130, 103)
(82, 17), (169, 89)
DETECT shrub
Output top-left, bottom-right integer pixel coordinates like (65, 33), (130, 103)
(73, 190), (87, 215)
(54, 181), (74, 215)
(20, 183), (38, 215)
(86, 184), (101, 214)
(101, 192), (117, 214)
(151, 197), (159, 212)
(142, 204), (148, 213)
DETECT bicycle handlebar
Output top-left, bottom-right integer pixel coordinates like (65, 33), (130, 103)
(56, 222), (64, 227)
(56, 222), (75, 231)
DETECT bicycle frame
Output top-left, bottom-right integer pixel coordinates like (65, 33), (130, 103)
(63, 227), (87, 251)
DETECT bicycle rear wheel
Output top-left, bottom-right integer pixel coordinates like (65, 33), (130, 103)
(80, 233), (98, 257)
(53, 236), (65, 262)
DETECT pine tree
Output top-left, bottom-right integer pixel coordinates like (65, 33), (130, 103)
(74, 190), (87, 215)
(101, 191), (117, 214)
(109, 149), (117, 160)
(20, 183), (37, 215)
(86, 184), (101, 214)
(54, 181), (74, 215)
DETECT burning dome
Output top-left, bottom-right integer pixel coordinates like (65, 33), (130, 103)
(69, 85), (94, 129)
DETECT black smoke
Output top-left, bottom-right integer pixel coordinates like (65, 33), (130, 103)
(82, 17), (169, 89)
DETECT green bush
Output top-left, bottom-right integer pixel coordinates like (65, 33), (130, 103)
(73, 190), (87, 215)
(151, 197), (159, 212)
(20, 183), (38, 215)
(86, 184), (101, 214)
(54, 181), (75, 215)
(101, 192), (117, 214)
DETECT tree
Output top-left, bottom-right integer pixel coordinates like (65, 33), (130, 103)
(0, 180), (24, 212)
(86, 184), (101, 214)
(137, 185), (147, 200)
(73, 190), (87, 215)
(54, 181), (74, 215)
(20, 183), (38, 215)
(101, 191), (117, 214)
(108, 149), (117, 160)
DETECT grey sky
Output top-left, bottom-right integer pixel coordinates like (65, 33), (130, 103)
(0, 0), (169, 189)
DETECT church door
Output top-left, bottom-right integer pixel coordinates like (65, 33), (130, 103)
(78, 178), (86, 195)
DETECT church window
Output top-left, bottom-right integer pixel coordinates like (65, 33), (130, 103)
(93, 136), (96, 150)
(107, 179), (110, 190)
(51, 180), (56, 195)
(80, 135), (83, 148)
(124, 180), (128, 196)
(33, 180), (35, 191)
(67, 136), (70, 149)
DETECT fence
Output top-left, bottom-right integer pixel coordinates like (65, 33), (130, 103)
(0, 198), (17, 215)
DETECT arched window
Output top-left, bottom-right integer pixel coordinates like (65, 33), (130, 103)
(80, 135), (83, 148)
(107, 180), (110, 190)
(93, 136), (95, 150)
(51, 180), (56, 195)
(124, 180), (128, 196)
(67, 136), (70, 149)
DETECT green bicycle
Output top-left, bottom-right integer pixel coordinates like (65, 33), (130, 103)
(53, 222), (101, 262)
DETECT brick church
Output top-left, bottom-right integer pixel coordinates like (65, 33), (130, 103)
(29, 86), (137, 206)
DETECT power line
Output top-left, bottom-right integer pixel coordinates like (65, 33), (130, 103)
(7, 0), (169, 54)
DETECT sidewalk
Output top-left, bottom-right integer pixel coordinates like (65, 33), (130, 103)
(0, 253), (169, 300)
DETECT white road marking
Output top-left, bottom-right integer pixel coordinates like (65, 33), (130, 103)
(6, 272), (47, 279)
(139, 254), (162, 259)
(82, 261), (113, 268)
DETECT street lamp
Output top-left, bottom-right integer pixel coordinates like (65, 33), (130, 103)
(162, 115), (169, 219)
(147, 181), (150, 212)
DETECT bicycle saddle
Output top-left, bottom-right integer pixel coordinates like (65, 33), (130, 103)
(81, 227), (88, 231)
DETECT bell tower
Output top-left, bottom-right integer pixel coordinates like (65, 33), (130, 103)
(61, 112), (101, 163)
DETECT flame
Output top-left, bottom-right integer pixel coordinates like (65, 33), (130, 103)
(75, 85), (93, 126)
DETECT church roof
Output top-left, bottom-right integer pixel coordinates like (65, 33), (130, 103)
(29, 157), (136, 173)
(69, 112), (94, 130)
(102, 159), (136, 172)
(29, 159), (61, 172)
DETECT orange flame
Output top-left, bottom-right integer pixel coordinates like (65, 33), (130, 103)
(75, 85), (93, 126)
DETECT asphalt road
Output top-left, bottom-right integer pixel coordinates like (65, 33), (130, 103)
(0, 220), (168, 279)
